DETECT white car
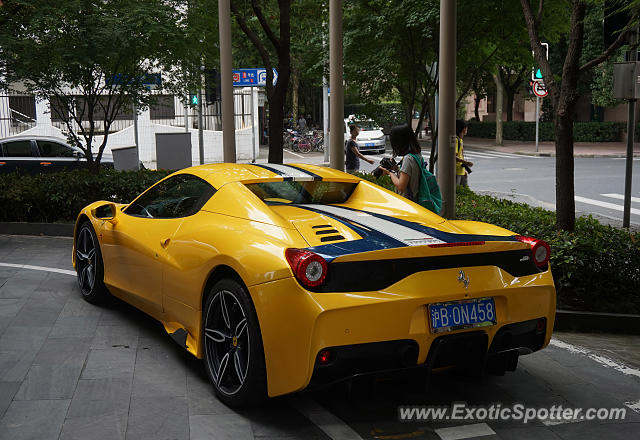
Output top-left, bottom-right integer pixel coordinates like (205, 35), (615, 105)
(344, 118), (386, 154)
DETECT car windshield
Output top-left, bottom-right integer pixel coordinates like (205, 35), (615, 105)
(245, 181), (358, 205)
(353, 121), (380, 131)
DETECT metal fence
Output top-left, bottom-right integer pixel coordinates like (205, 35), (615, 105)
(0, 95), (37, 138)
(0, 90), (255, 137)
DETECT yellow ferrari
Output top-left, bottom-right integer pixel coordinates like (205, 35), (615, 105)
(73, 163), (555, 406)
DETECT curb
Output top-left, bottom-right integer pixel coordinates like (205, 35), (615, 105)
(554, 309), (640, 335)
(0, 222), (74, 237)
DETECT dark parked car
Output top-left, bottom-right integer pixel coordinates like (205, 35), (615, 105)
(0, 135), (114, 174)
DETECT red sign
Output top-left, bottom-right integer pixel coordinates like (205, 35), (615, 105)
(232, 73), (240, 83)
(533, 81), (548, 98)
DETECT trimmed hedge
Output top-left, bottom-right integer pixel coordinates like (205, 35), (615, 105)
(357, 173), (640, 314)
(0, 169), (172, 223)
(1, 169), (638, 313)
(467, 121), (625, 142)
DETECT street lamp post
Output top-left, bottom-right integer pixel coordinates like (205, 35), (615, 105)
(329, 0), (344, 171)
(218, 0), (236, 163)
(437, 0), (456, 218)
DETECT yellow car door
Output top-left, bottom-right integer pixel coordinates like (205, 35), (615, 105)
(100, 173), (216, 317)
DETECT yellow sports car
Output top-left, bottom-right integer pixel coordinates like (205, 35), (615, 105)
(73, 163), (555, 406)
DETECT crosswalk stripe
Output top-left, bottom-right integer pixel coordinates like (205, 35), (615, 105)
(574, 196), (640, 216)
(464, 151), (505, 159)
(601, 193), (640, 204)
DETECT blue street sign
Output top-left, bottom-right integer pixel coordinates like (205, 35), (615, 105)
(233, 68), (278, 87)
(108, 73), (162, 89)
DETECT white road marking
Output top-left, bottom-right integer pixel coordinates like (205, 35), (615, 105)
(285, 150), (305, 158)
(0, 262), (76, 276)
(293, 396), (364, 440)
(574, 196), (640, 216)
(626, 399), (640, 414)
(550, 339), (640, 379)
(434, 423), (495, 440)
(601, 193), (640, 204)
(464, 151), (504, 159)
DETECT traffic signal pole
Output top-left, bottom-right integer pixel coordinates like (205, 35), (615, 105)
(437, 0), (456, 219)
(623, 28), (638, 228)
(218, 0), (236, 163)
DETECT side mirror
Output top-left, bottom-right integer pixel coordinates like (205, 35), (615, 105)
(93, 203), (118, 225)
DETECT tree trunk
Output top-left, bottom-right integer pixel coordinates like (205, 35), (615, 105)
(506, 90), (515, 122)
(493, 73), (503, 145)
(268, 90), (285, 163)
(474, 94), (481, 121)
(291, 64), (299, 126)
(555, 111), (575, 230)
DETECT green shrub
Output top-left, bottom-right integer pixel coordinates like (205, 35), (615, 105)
(357, 173), (640, 314)
(467, 121), (624, 142)
(0, 169), (172, 223)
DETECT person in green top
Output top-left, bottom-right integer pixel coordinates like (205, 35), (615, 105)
(455, 119), (473, 187)
(379, 124), (441, 214)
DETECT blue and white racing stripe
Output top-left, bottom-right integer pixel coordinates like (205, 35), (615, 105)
(252, 164), (322, 181)
(305, 204), (446, 246)
(293, 204), (518, 261)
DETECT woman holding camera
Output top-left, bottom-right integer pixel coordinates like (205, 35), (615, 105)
(379, 124), (422, 201)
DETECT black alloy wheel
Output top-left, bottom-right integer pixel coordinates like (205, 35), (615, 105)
(203, 279), (266, 406)
(75, 222), (109, 303)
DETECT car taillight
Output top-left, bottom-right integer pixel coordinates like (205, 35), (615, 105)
(285, 248), (328, 287)
(515, 235), (550, 268)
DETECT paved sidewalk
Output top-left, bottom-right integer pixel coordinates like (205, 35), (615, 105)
(459, 137), (640, 158)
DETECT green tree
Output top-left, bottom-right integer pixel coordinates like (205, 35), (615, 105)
(231, 0), (292, 164)
(520, 0), (636, 231)
(0, 0), (192, 171)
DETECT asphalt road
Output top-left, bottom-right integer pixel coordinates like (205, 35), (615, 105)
(283, 147), (640, 228)
(1, 235), (639, 440)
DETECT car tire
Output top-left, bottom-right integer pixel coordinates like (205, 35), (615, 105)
(75, 221), (109, 304)
(202, 278), (267, 407)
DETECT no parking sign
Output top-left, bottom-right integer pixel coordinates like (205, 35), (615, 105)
(533, 81), (548, 98)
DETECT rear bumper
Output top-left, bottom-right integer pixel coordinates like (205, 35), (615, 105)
(356, 139), (386, 151)
(249, 266), (555, 397)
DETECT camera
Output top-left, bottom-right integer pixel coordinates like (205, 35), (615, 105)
(372, 157), (397, 178)
(463, 163), (473, 174)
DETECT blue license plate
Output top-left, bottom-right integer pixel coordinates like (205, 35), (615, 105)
(365, 142), (374, 146)
(429, 297), (496, 333)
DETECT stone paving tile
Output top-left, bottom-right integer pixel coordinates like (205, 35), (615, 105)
(59, 294), (103, 319)
(59, 412), (128, 440)
(49, 316), (99, 339)
(186, 371), (235, 416)
(11, 289), (68, 327)
(549, 421), (640, 440)
(0, 381), (21, 419)
(81, 347), (137, 380)
(91, 325), (140, 350)
(0, 398), (70, 440)
(14, 338), (90, 401)
(190, 413), (253, 440)
(493, 426), (563, 440)
(0, 276), (46, 299)
(67, 378), (132, 418)
(0, 325), (51, 382)
(132, 360), (188, 398)
(126, 396), (189, 440)
(0, 298), (25, 318)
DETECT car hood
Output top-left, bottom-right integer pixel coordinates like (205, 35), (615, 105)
(357, 129), (384, 141)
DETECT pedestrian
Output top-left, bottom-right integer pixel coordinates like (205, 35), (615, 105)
(298, 114), (307, 131)
(345, 125), (374, 174)
(456, 119), (473, 187)
(379, 124), (441, 213)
